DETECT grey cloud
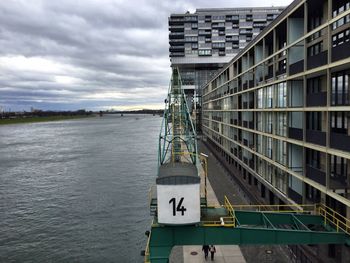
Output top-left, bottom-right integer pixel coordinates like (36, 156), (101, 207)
(0, 0), (291, 111)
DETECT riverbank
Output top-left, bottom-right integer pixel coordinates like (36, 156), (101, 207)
(0, 115), (94, 125)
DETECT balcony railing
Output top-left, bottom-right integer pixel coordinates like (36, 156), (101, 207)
(306, 92), (327, 107)
(289, 60), (304, 75)
(306, 129), (326, 146)
(332, 41), (350, 62)
(330, 132), (350, 152)
(307, 51), (328, 70)
(306, 165), (326, 186)
(288, 127), (303, 140)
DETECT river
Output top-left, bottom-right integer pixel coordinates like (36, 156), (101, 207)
(0, 114), (162, 262)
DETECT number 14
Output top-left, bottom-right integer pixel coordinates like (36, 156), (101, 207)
(169, 197), (187, 216)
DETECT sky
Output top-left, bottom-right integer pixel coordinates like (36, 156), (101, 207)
(0, 0), (292, 112)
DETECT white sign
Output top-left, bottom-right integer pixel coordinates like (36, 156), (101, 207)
(157, 184), (200, 225)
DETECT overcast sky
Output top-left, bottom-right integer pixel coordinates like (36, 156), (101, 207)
(0, 0), (292, 111)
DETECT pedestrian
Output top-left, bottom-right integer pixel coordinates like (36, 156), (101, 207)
(202, 244), (209, 260)
(209, 245), (216, 260)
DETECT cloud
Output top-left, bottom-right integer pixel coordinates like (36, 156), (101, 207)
(0, 0), (292, 111)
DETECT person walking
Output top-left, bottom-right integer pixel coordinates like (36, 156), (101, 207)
(202, 245), (209, 260)
(209, 245), (216, 261)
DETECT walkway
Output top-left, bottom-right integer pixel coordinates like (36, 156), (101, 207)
(168, 142), (246, 263)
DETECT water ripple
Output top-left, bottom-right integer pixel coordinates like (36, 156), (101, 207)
(0, 115), (161, 263)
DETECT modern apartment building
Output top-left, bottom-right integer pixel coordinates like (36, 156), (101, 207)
(202, 0), (350, 261)
(168, 7), (284, 96)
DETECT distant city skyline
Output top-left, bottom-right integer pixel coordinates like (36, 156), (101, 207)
(0, 0), (292, 111)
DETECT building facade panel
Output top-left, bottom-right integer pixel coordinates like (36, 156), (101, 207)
(202, 0), (350, 261)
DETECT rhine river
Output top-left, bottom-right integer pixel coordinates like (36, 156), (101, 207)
(0, 115), (162, 262)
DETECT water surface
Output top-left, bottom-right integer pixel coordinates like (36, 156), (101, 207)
(0, 114), (161, 262)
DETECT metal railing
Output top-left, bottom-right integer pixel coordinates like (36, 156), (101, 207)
(202, 217), (235, 227)
(319, 204), (350, 235)
(201, 196), (236, 227)
(231, 203), (317, 214)
(144, 222), (152, 263)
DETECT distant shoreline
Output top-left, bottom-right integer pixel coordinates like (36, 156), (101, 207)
(0, 115), (94, 125)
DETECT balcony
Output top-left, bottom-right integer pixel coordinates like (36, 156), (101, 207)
(332, 41), (350, 62)
(169, 25), (184, 31)
(288, 127), (303, 141)
(307, 51), (327, 70)
(169, 17), (184, 25)
(212, 23), (225, 29)
(306, 129), (326, 146)
(329, 174), (348, 190)
(169, 46), (184, 52)
(198, 23), (211, 29)
(198, 30), (211, 36)
(169, 52), (185, 57)
(330, 132), (350, 152)
(276, 68), (286, 76)
(306, 92), (327, 107)
(289, 60), (304, 75)
(169, 39), (185, 43)
(306, 165), (326, 186)
(169, 32), (184, 39)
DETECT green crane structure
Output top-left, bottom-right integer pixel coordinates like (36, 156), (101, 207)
(145, 68), (350, 263)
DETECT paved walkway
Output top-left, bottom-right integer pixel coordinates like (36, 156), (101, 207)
(169, 142), (246, 263)
(198, 141), (291, 263)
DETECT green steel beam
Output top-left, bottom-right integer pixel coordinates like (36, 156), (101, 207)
(148, 209), (350, 262)
(149, 223), (349, 262)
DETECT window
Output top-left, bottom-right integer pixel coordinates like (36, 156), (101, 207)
(276, 82), (287, 107)
(267, 86), (273, 108)
(306, 112), (322, 130)
(331, 71), (350, 105)
(185, 16), (197, 22)
(306, 149), (321, 169)
(307, 77), (322, 94)
(332, 1), (350, 18)
(330, 155), (348, 180)
(257, 89), (263, 108)
(212, 42), (225, 48)
(332, 14), (350, 30)
(276, 112), (287, 137)
(198, 49), (212, 56)
(332, 29), (350, 47)
(276, 140), (287, 165)
(265, 112), (273, 134)
(266, 137), (273, 159)
(185, 36), (198, 42)
(306, 111), (322, 131)
(309, 15), (322, 31)
(331, 111), (348, 134)
(308, 42), (323, 56)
